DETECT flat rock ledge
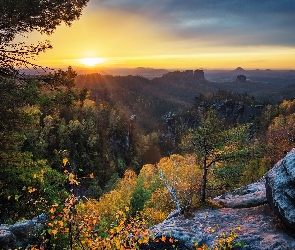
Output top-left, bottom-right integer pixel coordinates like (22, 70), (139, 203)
(212, 177), (267, 208)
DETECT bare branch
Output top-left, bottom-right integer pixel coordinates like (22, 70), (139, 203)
(159, 169), (182, 215)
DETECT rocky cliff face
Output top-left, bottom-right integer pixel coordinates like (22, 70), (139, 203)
(142, 152), (295, 250)
(160, 97), (264, 156)
(209, 99), (263, 124)
(161, 69), (206, 82)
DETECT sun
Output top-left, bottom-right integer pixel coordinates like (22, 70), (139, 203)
(78, 57), (106, 67)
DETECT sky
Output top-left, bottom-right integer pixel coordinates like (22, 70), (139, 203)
(18, 0), (295, 70)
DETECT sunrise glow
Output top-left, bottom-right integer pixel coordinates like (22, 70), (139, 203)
(77, 57), (106, 67)
(15, 1), (295, 70)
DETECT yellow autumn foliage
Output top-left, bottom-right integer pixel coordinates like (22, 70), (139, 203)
(267, 113), (295, 164)
(41, 155), (206, 249)
(137, 164), (158, 189)
(85, 169), (137, 223)
(156, 154), (202, 209)
(46, 194), (150, 250)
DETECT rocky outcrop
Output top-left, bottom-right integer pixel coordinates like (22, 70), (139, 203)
(265, 148), (295, 229)
(213, 177), (267, 208)
(194, 70), (205, 81)
(144, 205), (295, 250)
(161, 69), (206, 82)
(210, 99), (263, 124)
(0, 214), (46, 249)
(142, 151), (295, 250)
(236, 75), (247, 83)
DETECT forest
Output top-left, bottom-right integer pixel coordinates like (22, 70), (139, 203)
(1, 1), (295, 249)
(2, 61), (295, 249)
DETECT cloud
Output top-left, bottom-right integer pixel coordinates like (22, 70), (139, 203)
(90, 0), (295, 47)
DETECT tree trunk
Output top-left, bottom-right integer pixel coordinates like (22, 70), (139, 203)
(201, 151), (208, 202)
(160, 170), (182, 214)
(200, 166), (208, 202)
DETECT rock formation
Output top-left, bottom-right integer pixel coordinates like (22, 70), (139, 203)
(194, 70), (205, 81)
(206, 99), (263, 124)
(0, 214), (46, 249)
(213, 177), (267, 208)
(144, 205), (295, 250)
(236, 74), (247, 83)
(161, 69), (206, 82)
(141, 152), (295, 250)
(265, 148), (295, 229)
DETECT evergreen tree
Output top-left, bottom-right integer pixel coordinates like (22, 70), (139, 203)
(182, 109), (253, 202)
(130, 178), (151, 215)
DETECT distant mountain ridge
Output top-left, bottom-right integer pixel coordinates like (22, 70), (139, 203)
(76, 68), (295, 104)
(232, 66), (247, 74)
(73, 68), (295, 135)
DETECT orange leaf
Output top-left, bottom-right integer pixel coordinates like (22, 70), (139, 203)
(28, 186), (37, 193)
(89, 173), (94, 178)
(50, 207), (56, 213)
(50, 228), (58, 236)
(62, 158), (68, 167)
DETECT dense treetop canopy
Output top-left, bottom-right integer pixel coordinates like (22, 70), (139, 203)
(0, 0), (89, 43)
(0, 0), (89, 76)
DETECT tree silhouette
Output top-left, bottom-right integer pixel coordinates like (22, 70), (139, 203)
(0, 0), (89, 76)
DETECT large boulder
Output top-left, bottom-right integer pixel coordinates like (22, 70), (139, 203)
(265, 148), (295, 229)
(0, 225), (16, 249)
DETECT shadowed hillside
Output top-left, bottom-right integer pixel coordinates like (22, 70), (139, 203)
(75, 69), (295, 133)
